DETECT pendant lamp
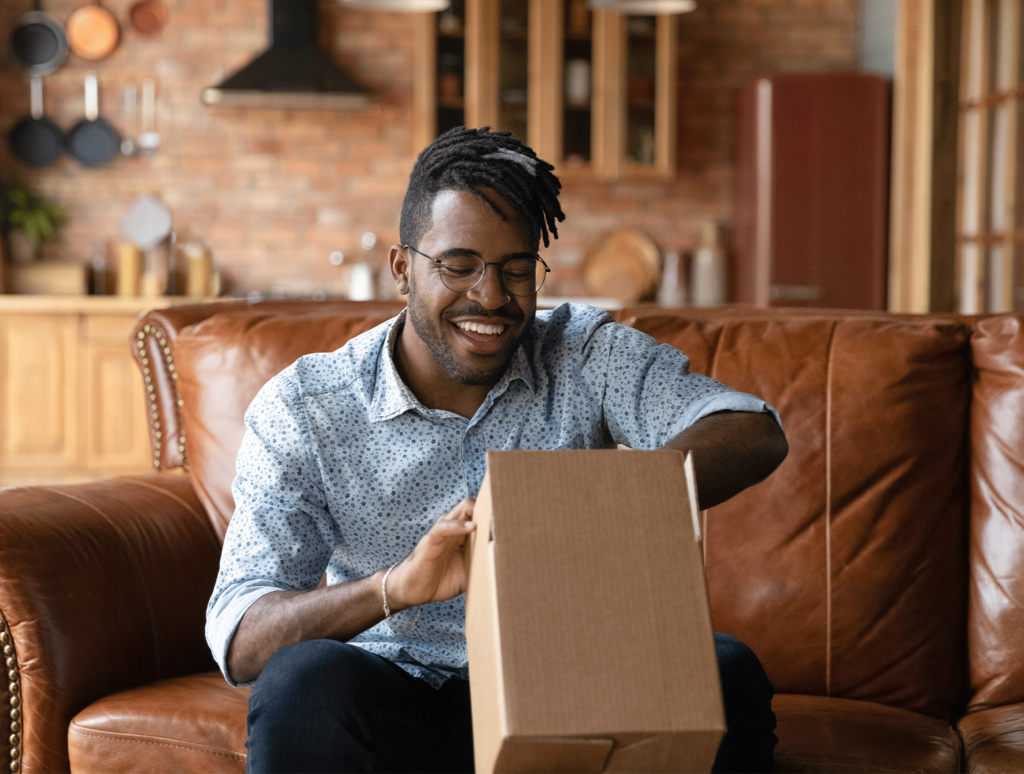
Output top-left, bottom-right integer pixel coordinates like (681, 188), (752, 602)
(340, 0), (452, 10)
(588, 0), (696, 13)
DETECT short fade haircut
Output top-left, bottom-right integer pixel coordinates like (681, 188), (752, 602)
(399, 126), (565, 251)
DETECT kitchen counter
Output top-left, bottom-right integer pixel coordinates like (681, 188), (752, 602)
(0, 294), (220, 314)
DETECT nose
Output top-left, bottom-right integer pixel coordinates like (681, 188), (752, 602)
(466, 263), (510, 309)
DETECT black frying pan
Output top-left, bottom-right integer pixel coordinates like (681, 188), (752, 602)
(9, 2), (68, 75)
(9, 74), (64, 167)
(66, 71), (120, 168)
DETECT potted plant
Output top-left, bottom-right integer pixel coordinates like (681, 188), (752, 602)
(1, 180), (68, 264)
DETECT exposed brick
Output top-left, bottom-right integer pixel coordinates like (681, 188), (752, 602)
(0, 0), (858, 298)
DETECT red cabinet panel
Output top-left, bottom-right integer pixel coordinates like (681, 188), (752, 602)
(734, 72), (891, 309)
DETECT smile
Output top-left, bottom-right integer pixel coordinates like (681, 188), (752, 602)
(455, 321), (507, 336)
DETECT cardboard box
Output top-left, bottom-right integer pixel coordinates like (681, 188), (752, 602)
(466, 450), (725, 774)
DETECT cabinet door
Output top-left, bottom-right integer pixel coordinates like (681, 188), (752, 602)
(0, 314), (78, 479)
(414, 2), (677, 179)
(593, 10), (678, 179)
(81, 315), (153, 474)
(734, 73), (890, 310)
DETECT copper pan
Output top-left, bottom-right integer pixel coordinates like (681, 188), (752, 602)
(128, 0), (168, 36)
(66, 1), (119, 61)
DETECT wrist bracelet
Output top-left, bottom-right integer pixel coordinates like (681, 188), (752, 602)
(382, 562), (420, 633)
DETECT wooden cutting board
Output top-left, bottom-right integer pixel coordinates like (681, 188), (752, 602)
(582, 228), (661, 303)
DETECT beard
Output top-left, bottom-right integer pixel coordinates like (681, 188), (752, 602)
(405, 275), (530, 387)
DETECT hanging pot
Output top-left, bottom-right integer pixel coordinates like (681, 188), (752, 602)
(9, 74), (64, 167)
(9, 2), (68, 75)
(66, 71), (120, 168)
(66, 0), (119, 61)
(128, 0), (168, 36)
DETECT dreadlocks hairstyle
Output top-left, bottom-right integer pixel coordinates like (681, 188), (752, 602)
(400, 126), (565, 250)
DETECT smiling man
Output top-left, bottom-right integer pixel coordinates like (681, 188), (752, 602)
(206, 127), (788, 774)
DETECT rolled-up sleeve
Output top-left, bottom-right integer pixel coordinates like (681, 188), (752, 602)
(583, 319), (781, 449)
(205, 367), (336, 687)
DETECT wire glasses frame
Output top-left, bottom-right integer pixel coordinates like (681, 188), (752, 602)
(404, 244), (551, 297)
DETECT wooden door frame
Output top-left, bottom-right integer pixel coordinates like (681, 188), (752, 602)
(888, 0), (962, 312)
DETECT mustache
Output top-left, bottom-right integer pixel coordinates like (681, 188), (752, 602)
(442, 304), (521, 321)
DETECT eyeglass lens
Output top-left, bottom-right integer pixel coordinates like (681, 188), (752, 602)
(437, 255), (546, 296)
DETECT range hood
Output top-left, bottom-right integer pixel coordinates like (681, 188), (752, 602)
(202, 0), (370, 110)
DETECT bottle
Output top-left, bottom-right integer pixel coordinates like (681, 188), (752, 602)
(347, 232), (377, 301)
(183, 240), (211, 297)
(690, 220), (726, 307)
(657, 250), (687, 307)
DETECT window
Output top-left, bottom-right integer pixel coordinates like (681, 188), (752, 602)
(956, 0), (1023, 312)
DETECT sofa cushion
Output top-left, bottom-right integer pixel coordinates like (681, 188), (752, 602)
(619, 309), (973, 720)
(957, 703), (1024, 773)
(68, 681), (964, 774)
(967, 315), (1024, 711)
(773, 694), (962, 773)
(173, 305), (403, 539)
(68, 672), (248, 774)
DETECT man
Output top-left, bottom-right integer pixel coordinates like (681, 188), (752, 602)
(207, 126), (788, 773)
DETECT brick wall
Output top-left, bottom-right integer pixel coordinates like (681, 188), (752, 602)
(0, 0), (859, 298)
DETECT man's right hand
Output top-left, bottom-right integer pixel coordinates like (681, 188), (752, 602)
(384, 497), (477, 612)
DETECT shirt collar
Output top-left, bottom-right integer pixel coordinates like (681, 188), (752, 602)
(368, 309), (536, 423)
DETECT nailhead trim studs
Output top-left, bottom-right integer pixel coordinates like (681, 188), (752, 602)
(138, 325), (186, 470)
(1, 622), (20, 774)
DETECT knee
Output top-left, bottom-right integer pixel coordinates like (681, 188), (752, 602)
(714, 632), (773, 698)
(247, 641), (379, 772)
(250, 640), (367, 715)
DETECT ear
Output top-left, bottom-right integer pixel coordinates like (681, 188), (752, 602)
(389, 244), (410, 296)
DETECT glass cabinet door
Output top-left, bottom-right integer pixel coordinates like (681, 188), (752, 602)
(625, 15), (657, 166)
(414, 1), (677, 180)
(563, 0), (593, 167)
(437, 0), (466, 136)
(498, 0), (529, 142)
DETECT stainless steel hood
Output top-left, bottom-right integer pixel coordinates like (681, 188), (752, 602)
(202, 0), (370, 110)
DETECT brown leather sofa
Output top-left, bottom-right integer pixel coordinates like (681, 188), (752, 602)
(3, 299), (1024, 773)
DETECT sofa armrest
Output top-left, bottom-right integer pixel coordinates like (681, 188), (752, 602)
(0, 472), (221, 774)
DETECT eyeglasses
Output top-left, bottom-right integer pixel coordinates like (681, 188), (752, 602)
(404, 244), (550, 297)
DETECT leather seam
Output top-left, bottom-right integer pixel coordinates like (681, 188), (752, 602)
(68, 728), (245, 761)
(824, 320), (837, 697)
(703, 321), (726, 554)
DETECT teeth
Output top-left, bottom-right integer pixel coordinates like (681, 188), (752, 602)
(456, 321), (506, 335)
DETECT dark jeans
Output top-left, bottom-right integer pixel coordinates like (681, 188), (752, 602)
(246, 633), (777, 773)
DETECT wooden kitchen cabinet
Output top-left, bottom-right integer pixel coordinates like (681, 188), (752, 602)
(0, 312), (79, 479)
(0, 297), (172, 486)
(413, 0), (678, 180)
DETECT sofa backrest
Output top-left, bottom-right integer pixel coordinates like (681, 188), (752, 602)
(132, 300), (406, 538)
(136, 300), (981, 720)
(616, 307), (973, 721)
(966, 315), (1024, 713)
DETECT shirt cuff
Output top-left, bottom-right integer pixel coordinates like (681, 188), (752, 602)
(680, 391), (783, 435)
(206, 580), (285, 687)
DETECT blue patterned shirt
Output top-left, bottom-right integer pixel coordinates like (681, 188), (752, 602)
(206, 303), (779, 687)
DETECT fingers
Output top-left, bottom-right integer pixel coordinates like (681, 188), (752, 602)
(387, 499), (477, 609)
(432, 497), (476, 535)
